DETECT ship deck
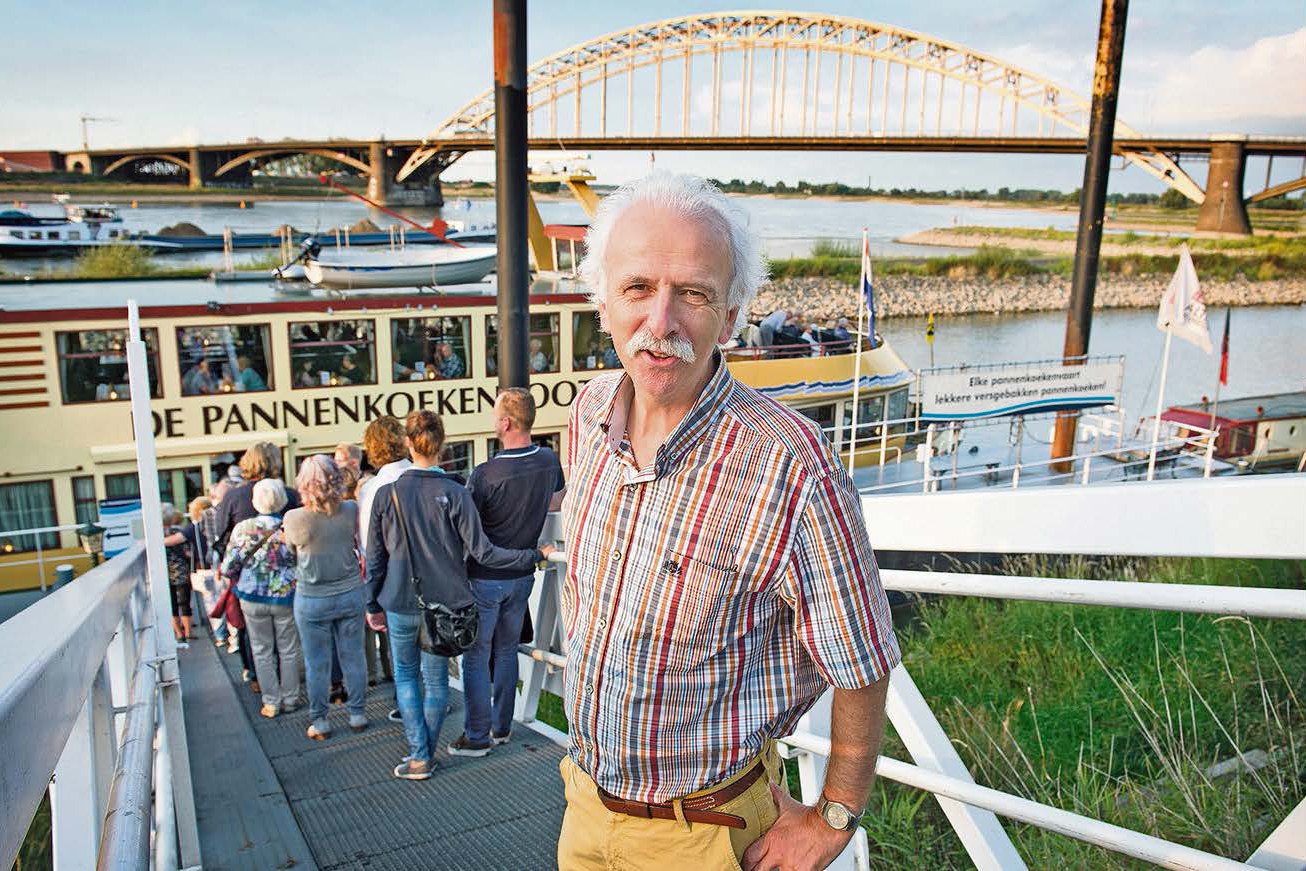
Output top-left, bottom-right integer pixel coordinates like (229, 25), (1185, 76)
(180, 624), (566, 871)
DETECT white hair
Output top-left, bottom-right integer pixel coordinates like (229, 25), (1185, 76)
(578, 172), (768, 332)
(252, 478), (288, 515)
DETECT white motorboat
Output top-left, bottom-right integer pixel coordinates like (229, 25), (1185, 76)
(303, 244), (497, 289)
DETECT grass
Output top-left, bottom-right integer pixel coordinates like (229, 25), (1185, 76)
(771, 237), (1306, 282)
(872, 555), (1305, 868)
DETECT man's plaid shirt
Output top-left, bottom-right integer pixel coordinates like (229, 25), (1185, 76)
(560, 356), (900, 803)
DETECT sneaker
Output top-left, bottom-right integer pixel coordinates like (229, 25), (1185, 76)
(388, 708), (403, 723)
(491, 731), (511, 746)
(349, 714), (369, 733)
(241, 668), (252, 683)
(259, 704), (278, 719)
(447, 734), (492, 758)
(306, 723), (330, 741)
(227, 638), (240, 654)
(393, 758), (432, 780)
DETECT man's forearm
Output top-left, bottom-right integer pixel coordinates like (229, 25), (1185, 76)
(821, 672), (890, 810)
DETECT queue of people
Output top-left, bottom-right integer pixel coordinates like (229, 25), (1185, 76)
(160, 394), (560, 779)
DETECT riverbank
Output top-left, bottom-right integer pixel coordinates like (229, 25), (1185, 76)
(903, 225), (1306, 253)
(751, 273), (1306, 321)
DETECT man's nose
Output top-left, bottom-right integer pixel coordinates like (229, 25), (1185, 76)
(644, 285), (679, 337)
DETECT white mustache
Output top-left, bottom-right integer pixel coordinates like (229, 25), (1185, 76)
(625, 327), (697, 364)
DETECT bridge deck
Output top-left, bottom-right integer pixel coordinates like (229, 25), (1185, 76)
(183, 628), (566, 871)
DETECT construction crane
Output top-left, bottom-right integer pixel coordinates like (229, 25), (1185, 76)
(79, 115), (117, 150)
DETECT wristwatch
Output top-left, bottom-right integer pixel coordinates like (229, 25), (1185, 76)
(816, 795), (864, 832)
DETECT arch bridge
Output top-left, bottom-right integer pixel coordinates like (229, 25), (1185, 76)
(63, 11), (1306, 231)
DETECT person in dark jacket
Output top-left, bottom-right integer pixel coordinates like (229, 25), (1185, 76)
(364, 410), (554, 781)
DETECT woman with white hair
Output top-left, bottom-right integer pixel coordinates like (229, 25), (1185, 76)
(283, 455), (368, 740)
(221, 477), (301, 719)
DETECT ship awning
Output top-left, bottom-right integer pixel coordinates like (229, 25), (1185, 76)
(90, 430), (290, 464)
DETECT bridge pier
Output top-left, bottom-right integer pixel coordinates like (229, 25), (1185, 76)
(1196, 138), (1252, 235)
(367, 142), (443, 207)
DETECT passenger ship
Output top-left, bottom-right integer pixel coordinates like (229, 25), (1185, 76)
(0, 278), (912, 590)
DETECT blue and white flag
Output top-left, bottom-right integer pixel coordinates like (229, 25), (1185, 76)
(861, 233), (876, 346)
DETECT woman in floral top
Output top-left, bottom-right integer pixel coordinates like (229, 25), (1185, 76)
(221, 478), (301, 719)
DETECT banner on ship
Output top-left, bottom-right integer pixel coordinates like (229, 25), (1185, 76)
(918, 360), (1124, 420)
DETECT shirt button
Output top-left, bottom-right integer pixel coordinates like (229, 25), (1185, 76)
(585, 683), (594, 695)
(598, 616), (607, 628)
(611, 549), (622, 563)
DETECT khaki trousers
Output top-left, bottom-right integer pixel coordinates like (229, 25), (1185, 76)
(557, 744), (785, 870)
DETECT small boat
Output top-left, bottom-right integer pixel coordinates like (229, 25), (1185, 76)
(304, 244), (498, 289)
(141, 220), (495, 253)
(1162, 391), (1306, 472)
(0, 196), (130, 255)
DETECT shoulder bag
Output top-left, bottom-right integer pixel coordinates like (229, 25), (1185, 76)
(390, 483), (479, 657)
(209, 521), (281, 630)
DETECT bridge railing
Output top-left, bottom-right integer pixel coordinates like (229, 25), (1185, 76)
(514, 475), (1306, 871)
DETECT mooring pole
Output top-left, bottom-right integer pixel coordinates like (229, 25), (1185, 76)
(494, 0), (530, 390)
(1051, 0), (1128, 473)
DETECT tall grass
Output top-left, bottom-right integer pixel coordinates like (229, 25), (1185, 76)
(70, 243), (159, 278)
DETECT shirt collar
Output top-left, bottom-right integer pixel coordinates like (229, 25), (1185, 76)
(599, 351), (734, 477)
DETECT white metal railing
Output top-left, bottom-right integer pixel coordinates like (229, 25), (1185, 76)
(514, 476), (1306, 870)
(0, 522), (93, 591)
(0, 301), (200, 871)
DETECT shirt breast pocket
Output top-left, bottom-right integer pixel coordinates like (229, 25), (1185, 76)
(662, 549), (757, 672)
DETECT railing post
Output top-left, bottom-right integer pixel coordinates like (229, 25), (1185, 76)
(885, 666), (1027, 870)
(1204, 431), (1215, 478)
(1082, 454), (1092, 485)
(50, 662), (116, 870)
(516, 562), (562, 725)
(789, 692), (870, 871)
(922, 424), (934, 493)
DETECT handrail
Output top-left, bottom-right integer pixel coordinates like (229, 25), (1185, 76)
(96, 627), (156, 870)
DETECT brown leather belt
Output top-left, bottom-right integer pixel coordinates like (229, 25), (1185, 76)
(596, 760), (765, 829)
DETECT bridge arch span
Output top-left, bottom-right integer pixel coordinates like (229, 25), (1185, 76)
(213, 147), (372, 179)
(398, 11), (1201, 203)
(101, 153), (192, 177)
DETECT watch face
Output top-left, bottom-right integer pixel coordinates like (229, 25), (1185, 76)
(825, 802), (851, 829)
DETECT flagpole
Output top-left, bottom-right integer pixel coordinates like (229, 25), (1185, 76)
(1146, 326), (1173, 481)
(847, 228), (868, 476)
(1209, 307), (1230, 433)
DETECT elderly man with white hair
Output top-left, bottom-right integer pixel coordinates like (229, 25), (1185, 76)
(558, 172), (900, 871)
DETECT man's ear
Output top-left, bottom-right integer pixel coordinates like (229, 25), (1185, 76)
(718, 307), (741, 345)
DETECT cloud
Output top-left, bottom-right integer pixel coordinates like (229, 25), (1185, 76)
(1122, 27), (1306, 131)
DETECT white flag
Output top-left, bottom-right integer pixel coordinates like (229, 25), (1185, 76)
(1157, 244), (1212, 353)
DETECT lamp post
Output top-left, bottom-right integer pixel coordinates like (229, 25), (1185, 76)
(77, 521), (106, 567)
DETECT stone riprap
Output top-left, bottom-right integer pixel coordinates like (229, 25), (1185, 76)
(750, 275), (1306, 323)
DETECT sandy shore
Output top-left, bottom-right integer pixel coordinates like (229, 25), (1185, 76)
(896, 228), (1296, 256)
(750, 275), (1306, 322)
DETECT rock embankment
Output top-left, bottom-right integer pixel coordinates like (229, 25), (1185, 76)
(899, 228), (1288, 256)
(749, 275), (1306, 322)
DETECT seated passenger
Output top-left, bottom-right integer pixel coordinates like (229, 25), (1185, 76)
(182, 360), (217, 395)
(295, 359), (319, 388)
(339, 354), (363, 385)
(435, 342), (464, 379)
(234, 355), (266, 391)
(528, 338), (550, 373)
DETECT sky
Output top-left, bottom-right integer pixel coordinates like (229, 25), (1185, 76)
(2, 1), (1303, 194)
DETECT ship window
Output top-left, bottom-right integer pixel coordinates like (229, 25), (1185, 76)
(390, 316), (471, 382)
(485, 313), (559, 376)
(9, 231), (22, 239)
(29, 231), (42, 240)
(488, 432), (560, 457)
(104, 468), (203, 508)
(68, 231), (81, 241)
(797, 404), (837, 441)
(72, 476), (98, 526)
(289, 319), (376, 389)
(842, 395), (887, 442)
(441, 440), (474, 480)
(0, 480), (58, 553)
(888, 387), (910, 432)
(56, 328), (162, 403)
(572, 312), (620, 371)
(48, 231), (60, 240)
(176, 324), (273, 395)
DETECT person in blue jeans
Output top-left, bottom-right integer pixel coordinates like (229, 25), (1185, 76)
(283, 455), (369, 740)
(364, 409), (554, 780)
(450, 388), (566, 757)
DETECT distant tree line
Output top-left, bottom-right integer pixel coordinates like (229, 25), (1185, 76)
(707, 178), (1304, 210)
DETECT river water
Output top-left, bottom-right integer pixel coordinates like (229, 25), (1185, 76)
(3, 192), (1084, 272)
(2, 194), (1300, 426)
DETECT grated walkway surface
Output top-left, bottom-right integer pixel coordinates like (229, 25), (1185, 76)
(191, 631), (567, 870)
